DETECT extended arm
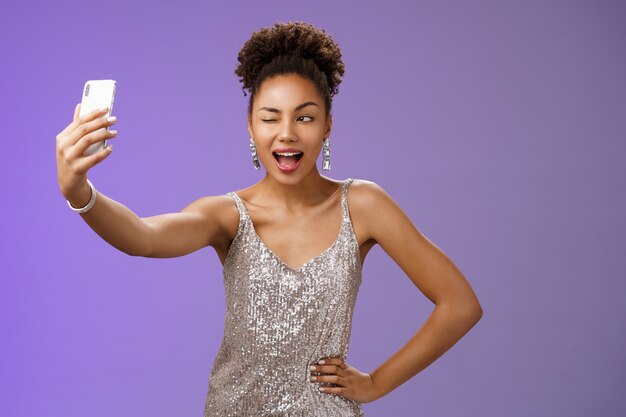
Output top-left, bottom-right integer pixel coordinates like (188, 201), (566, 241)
(58, 104), (232, 259)
(66, 182), (232, 258)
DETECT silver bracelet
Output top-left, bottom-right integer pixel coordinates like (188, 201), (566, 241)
(66, 179), (97, 214)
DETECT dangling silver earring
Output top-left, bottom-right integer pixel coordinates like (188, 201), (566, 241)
(322, 137), (331, 171)
(249, 137), (260, 170)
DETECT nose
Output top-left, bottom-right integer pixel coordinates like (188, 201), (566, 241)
(277, 118), (297, 143)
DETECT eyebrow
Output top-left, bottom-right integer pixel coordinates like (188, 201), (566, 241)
(257, 101), (319, 113)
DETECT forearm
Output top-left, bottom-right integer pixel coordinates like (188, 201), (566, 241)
(65, 181), (152, 256)
(369, 303), (482, 400)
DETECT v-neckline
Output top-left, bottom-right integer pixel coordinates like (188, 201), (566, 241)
(234, 180), (346, 273)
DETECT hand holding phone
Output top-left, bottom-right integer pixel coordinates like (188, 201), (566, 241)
(55, 79), (118, 202)
(79, 79), (116, 156)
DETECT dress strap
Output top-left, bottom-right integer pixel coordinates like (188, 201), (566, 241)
(340, 178), (354, 219)
(226, 191), (249, 220)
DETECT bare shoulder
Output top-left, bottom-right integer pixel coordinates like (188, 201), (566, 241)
(348, 178), (392, 204)
(347, 178), (404, 244)
(180, 193), (240, 248)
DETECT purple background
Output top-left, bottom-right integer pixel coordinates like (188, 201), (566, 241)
(2, 0), (625, 416)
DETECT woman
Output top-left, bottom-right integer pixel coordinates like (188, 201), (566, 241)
(56, 21), (482, 416)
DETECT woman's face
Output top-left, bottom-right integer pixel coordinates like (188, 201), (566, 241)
(248, 73), (332, 185)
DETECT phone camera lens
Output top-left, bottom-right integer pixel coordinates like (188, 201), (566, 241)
(85, 84), (90, 96)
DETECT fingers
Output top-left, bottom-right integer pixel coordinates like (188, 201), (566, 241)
(308, 357), (373, 402)
(309, 357), (350, 395)
(58, 105), (107, 140)
(58, 104), (118, 174)
(76, 106), (109, 126)
(312, 363), (346, 376)
(73, 103), (81, 122)
(56, 104), (115, 198)
(313, 357), (347, 370)
(68, 121), (118, 160)
(310, 357), (347, 378)
(73, 142), (114, 174)
(70, 107), (110, 140)
(67, 109), (114, 146)
(317, 384), (344, 395)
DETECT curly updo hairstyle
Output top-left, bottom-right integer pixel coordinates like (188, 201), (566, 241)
(235, 21), (345, 118)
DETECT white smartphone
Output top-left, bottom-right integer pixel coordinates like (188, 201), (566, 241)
(79, 79), (116, 157)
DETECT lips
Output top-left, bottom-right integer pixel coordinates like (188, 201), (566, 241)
(272, 148), (304, 173)
(273, 151), (303, 165)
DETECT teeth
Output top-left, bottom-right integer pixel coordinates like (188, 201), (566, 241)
(275, 152), (302, 156)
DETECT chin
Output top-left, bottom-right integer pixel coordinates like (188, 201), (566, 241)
(267, 162), (318, 185)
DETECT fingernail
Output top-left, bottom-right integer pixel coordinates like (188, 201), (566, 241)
(319, 387), (325, 392)
(318, 360), (325, 364)
(309, 366), (316, 371)
(107, 116), (117, 123)
(310, 376), (317, 381)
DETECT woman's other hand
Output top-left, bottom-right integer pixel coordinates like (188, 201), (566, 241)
(309, 357), (380, 404)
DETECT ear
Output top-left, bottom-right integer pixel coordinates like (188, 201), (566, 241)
(324, 113), (333, 138)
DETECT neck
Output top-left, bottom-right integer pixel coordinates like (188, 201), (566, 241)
(256, 169), (337, 208)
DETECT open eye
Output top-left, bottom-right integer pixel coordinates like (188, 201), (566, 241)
(298, 115), (314, 122)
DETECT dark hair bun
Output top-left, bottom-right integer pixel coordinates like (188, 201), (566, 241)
(235, 21), (345, 98)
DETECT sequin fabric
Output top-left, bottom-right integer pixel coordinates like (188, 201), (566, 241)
(204, 178), (364, 416)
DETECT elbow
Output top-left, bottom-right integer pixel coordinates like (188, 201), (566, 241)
(438, 300), (483, 323)
(116, 245), (146, 257)
(458, 303), (483, 330)
(460, 294), (484, 323)
(462, 297), (483, 323)
(127, 219), (155, 257)
(465, 297), (484, 323)
(125, 242), (154, 257)
(472, 304), (483, 322)
(121, 237), (153, 257)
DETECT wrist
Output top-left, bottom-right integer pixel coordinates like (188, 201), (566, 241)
(66, 181), (93, 210)
(369, 372), (386, 402)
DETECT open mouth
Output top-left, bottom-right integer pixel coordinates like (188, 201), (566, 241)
(273, 151), (304, 167)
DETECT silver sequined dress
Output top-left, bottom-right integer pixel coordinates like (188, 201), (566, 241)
(204, 178), (364, 416)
